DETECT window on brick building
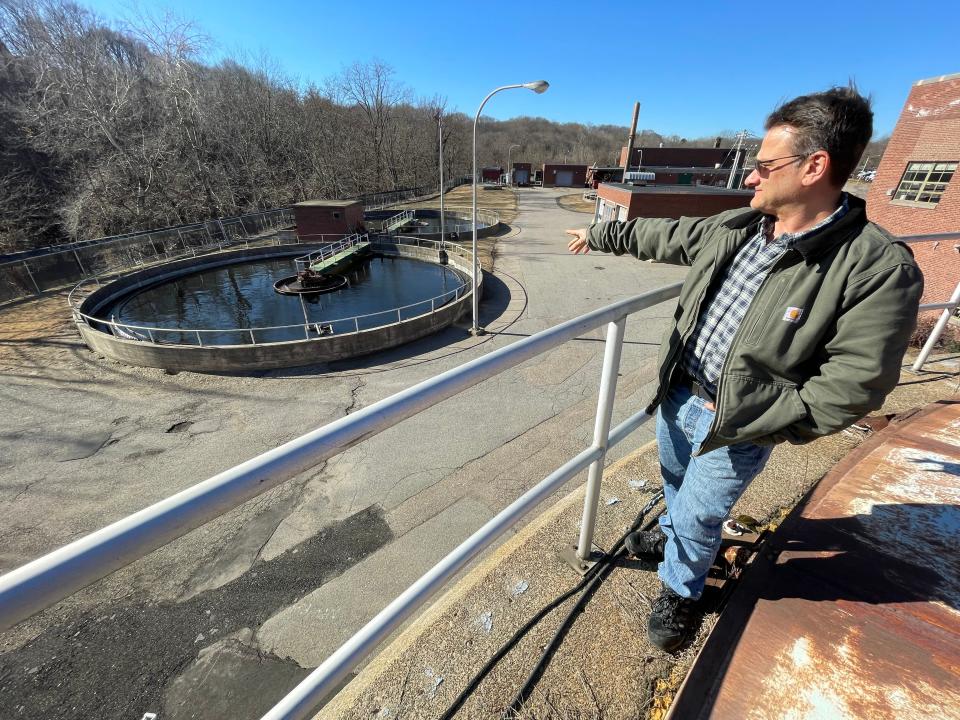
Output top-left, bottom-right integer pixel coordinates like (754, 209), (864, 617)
(893, 161), (956, 205)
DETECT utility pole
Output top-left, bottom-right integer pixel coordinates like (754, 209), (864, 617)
(436, 111), (445, 249)
(738, 144), (756, 189)
(726, 130), (747, 189)
(623, 102), (641, 177)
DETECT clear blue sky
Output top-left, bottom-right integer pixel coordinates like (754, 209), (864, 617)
(85, 0), (958, 139)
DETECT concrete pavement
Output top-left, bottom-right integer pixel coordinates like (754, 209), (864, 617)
(0, 187), (687, 719)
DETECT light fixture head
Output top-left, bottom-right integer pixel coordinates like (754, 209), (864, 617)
(523, 80), (549, 94)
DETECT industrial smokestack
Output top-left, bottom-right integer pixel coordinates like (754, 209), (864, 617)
(623, 102), (640, 176)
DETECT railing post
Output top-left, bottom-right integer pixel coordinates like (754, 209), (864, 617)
(576, 316), (627, 561)
(22, 261), (41, 295)
(354, 317), (360, 333)
(146, 329), (155, 343)
(249, 329), (256, 344)
(196, 331), (203, 347)
(72, 249), (87, 277)
(912, 279), (960, 372)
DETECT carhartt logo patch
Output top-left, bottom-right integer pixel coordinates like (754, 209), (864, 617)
(783, 307), (804, 323)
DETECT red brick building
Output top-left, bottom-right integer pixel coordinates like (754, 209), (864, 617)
(617, 146), (746, 187)
(866, 72), (960, 311)
(594, 183), (753, 222)
(293, 200), (365, 239)
(619, 146), (738, 169)
(542, 164), (589, 188)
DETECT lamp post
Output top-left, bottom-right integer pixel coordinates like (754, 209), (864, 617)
(472, 80), (548, 335)
(507, 143), (521, 186)
(436, 111), (445, 249)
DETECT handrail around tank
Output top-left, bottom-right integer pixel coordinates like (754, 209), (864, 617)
(68, 236), (473, 346)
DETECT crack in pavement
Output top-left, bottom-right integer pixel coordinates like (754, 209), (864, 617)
(251, 462), (327, 567)
(344, 377), (364, 416)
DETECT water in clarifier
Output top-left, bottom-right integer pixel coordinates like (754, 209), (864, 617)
(110, 255), (466, 345)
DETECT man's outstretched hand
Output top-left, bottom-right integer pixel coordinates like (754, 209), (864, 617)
(566, 228), (590, 254)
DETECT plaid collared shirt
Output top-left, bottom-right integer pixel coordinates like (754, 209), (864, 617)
(682, 195), (850, 395)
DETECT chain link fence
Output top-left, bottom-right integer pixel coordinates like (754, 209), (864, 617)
(0, 208), (294, 305)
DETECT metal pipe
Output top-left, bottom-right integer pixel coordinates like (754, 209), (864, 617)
(22, 261), (41, 295)
(438, 113), (445, 250)
(0, 284), (680, 632)
(912, 279), (960, 372)
(261, 442), (604, 720)
(299, 295), (311, 339)
(507, 143), (521, 186)
(607, 408), (652, 449)
(900, 232), (960, 244)
(623, 102), (640, 176)
(919, 302), (956, 311)
(576, 317), (626, 560)
(72, 249), (87, 277)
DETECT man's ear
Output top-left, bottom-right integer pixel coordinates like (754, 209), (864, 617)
(801, 150), (831, 186)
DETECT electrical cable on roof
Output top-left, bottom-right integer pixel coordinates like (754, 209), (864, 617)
(503, 499), (663, 718)
(438, 491), (664, 720)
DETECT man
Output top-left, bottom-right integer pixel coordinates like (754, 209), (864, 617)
(565, 87), (922, 652)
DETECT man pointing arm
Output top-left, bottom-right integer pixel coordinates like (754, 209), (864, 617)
(566, 86), (922, 653)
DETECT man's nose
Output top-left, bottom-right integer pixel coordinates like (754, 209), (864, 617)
(743, 169), (761, 188)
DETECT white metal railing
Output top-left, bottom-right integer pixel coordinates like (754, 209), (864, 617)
(69, 237), (472, 346)
(383, 210), (415, 233)
(901, 232), (960, 371)
(0, 283), (683, 720)
(293, 233), (368, 271)
(396, 207), (500, 237)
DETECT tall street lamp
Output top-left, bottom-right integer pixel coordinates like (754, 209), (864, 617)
(472, 80), (548, 335)
(507, 143), (521, 186)
(436, 111), (446, 250)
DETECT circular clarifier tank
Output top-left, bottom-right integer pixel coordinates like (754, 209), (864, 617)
(73, 238), (477, 372)
(111, 255), (464, 345)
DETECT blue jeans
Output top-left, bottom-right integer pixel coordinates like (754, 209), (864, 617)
(655, 384), (773, 599)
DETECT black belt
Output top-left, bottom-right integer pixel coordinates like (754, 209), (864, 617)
(676, 371), (715, 403)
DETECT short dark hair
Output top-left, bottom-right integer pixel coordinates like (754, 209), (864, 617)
(765, 85), (873, 186)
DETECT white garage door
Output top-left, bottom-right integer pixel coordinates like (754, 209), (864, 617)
(555, 170), (574, 186)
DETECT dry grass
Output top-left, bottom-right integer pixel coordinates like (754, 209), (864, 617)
(393, 184), (519, 225)
(392, 185), (519, 272)
(556, 192), (596, 214)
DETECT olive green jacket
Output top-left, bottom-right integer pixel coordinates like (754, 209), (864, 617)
(586, 195), (923, 455)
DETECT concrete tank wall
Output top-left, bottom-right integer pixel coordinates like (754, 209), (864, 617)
(75, 240), (477, 373)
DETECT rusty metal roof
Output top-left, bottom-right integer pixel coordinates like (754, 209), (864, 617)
(668, 400), (960, 720)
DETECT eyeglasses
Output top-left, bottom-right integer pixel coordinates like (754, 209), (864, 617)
(753, 154), (806, 174)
